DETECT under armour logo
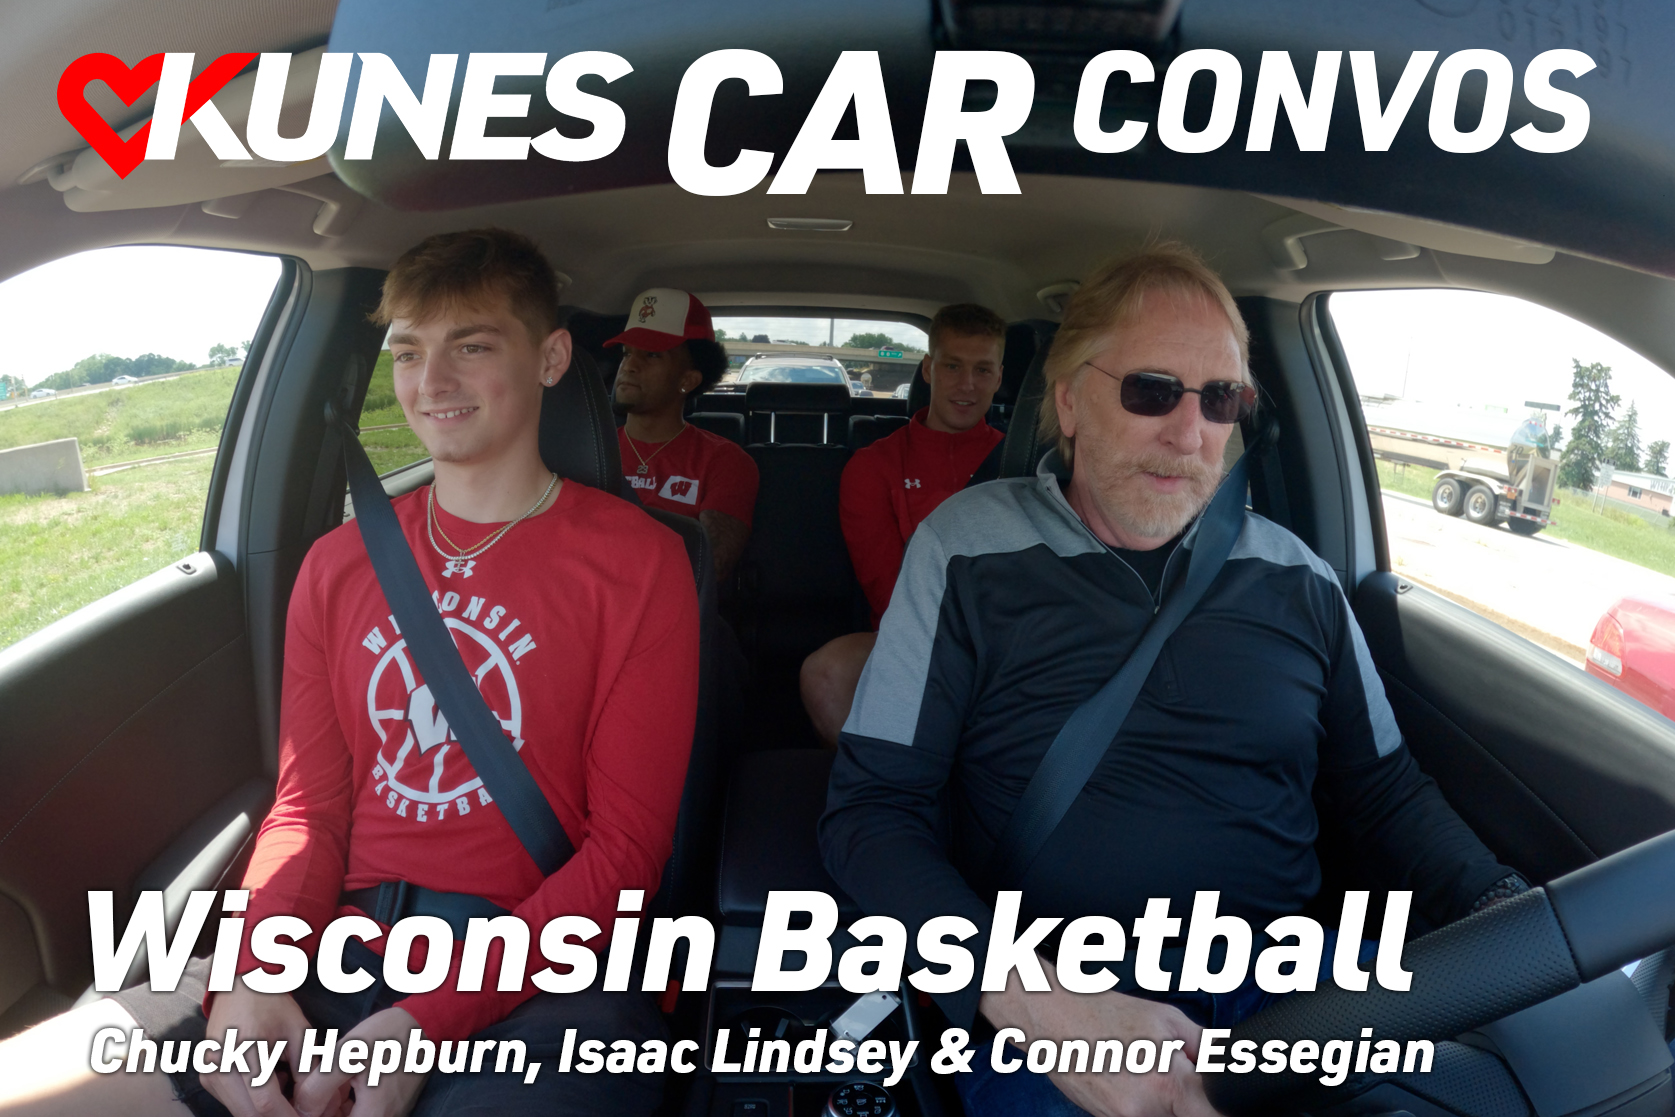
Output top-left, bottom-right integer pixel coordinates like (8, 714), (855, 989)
(441, 559), (475, 578)
(904, 478), (921, 489)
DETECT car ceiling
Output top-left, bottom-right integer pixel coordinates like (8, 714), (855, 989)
(6, 0), (1675, 388)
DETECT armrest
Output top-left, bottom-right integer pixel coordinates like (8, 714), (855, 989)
(716, 750), (860, 925)
(71, 776), (272, 1007)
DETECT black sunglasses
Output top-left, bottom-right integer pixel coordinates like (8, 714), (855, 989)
(1085, 364), (1257, 425)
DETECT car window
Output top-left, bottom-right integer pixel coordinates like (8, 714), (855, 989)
(739, 362), (849, 385)
(0, 246), (280, 651)
(357, 347), (429, 474)
(1327, 289), (1675, 721)
(714, 313), (926, 396)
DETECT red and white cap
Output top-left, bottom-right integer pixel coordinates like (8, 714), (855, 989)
(605, 288), (715, 351)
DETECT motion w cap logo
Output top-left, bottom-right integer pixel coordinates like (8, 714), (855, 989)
(659, 475), (700, 505)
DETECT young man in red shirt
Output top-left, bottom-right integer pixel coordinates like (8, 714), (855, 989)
(611, 288), (759, 581)
(800, 304), (1007, 745)
(0, 230), (699, 1117)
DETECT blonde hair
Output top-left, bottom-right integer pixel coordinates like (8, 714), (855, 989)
(1038, 242), (1250, 466)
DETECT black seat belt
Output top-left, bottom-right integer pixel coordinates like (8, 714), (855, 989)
(988, 452), (1252, 888)
(334, 411), (576, 877)
(965, 437), (1007, 488)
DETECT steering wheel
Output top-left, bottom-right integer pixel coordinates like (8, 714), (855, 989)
(1203, 829), (1675, 1116)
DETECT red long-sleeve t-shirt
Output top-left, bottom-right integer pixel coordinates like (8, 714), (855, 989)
(237, 480), (698, 1039)
(840, 410), (1003, 627)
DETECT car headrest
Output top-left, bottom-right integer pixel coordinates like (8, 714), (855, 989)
(1002, 320), (1056, 406)
(559, 305), (627, 386)
(745, 382), (852, 412)
(538, 347), (622, 492)
(997, 320), (1060, 478)
(907, 365), (930, 415)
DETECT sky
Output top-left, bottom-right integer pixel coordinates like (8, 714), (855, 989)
(0, 247), (282, 387)
(1331, 289), (1675, 461)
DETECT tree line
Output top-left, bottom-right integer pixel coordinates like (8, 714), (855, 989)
(1557, 359), (1671, 489)
(29, 341), (249, 392)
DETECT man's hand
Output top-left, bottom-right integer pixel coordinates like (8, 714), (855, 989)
(292, 1007), (428, 1117)
(979, 959), (1221, 1117)
(200, 985), (311, 1117)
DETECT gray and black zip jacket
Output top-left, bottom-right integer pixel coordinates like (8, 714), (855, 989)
(819, 451), (1515, 1030)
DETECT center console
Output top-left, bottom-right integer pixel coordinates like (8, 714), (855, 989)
(700, 748), (947, 1117)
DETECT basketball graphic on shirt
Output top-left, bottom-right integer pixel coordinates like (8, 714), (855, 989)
(366, 618), (524, 807)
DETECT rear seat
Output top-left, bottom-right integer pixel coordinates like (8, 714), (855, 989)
(687, 411), (745, 445)
(848, 374), (916, 449)
(997, 319), (1059, 477)
(744, 382), (849, 445)
(731, 383), (865, 742)
(537, 346), (735, 919)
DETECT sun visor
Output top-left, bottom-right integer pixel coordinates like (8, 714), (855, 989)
(45, 48), (345, 213)
(1258, 195), (1557, 268)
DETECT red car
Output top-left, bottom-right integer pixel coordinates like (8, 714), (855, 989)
(1586, 595), (1675, 718)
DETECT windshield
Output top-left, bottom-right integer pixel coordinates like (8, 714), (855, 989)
(739, 362), (849, 385)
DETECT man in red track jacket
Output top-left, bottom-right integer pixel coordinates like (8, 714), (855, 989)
(0, 230), (699, 1117)
(800, 304), (1006, 746)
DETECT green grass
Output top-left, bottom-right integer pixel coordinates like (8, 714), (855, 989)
(1374, 459), (1439, 502)
(1375, 458), (1675, 578)
(0, 367), (236, 468)
(0, 456), (214, 650)
(358, 351), (430, 475)
(0, 354), (432, 653)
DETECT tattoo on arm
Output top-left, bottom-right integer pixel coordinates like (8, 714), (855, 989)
(700, 510), (750, 583)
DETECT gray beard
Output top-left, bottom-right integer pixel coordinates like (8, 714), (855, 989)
(1088, 450), (1225, 541)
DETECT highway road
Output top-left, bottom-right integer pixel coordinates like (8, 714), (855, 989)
(1381, 491), (1675, 665)
(0, 366), (223, 413)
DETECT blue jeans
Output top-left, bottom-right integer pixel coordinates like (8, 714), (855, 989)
(957, 935), (1378, 1117)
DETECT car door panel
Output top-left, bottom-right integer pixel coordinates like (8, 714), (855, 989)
(1355, 566), (1675, 886)
(0, 552), (262, 1027)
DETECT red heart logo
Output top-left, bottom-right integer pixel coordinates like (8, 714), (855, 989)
(56, 53), (164, 180)
(56, 52), (258, 181)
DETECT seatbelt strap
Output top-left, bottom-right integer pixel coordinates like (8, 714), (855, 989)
(336, 414), (577, 877)
(988, 453), (1251, 888)
(966, 436), (1007, 488)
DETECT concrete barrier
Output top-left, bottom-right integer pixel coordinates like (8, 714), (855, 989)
(0, 438), (88, 496)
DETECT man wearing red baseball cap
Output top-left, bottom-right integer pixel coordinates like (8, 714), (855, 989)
(608, 288), (760, 580)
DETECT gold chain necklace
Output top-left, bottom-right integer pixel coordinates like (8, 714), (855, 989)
(625, 423), (688, 475)
(426, 472), (559, 563)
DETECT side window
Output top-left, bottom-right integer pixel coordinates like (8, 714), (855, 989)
(0, 246), (280, 650)
(1327, 289), (1675, 719)
(358, 347), (428, 474)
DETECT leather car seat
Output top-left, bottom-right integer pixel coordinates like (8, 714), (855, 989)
(538, 348), (734, 919)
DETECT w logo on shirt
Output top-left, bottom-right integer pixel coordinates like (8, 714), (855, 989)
(659, 475), (700, 505)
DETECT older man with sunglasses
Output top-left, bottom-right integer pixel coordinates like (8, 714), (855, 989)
(821, 244), (1521, 1117)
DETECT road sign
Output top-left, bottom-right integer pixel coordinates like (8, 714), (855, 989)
(1524, 401), (1561, 411)
(878, 348), (903, 359)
